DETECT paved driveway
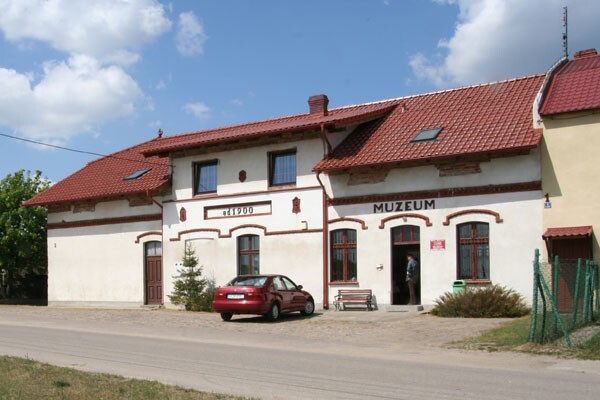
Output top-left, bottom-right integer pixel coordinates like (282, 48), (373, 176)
(0, 305), (510, 350)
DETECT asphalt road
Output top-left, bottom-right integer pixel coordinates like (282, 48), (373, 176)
(1, 310), (599, 399)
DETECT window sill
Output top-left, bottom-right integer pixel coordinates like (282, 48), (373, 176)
(268, 183), (296, 191)
(329, 281), (359, 286)
(193, 192), (218, 199)
(463, 280), (492, 285)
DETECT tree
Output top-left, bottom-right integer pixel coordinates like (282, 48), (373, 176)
(0, 170), (50, 299)
(168, 241), (209, 311)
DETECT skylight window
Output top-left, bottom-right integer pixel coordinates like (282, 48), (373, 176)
(123, 167), (152, 181)
(411, 127), (442, 142)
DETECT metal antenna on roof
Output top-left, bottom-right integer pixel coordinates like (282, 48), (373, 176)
(562, 6), (568, 58)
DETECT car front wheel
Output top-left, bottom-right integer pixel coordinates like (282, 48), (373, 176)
(301, 299), (315, 316)
(220, 312), (233, 321)
(265, 302), (280, 321)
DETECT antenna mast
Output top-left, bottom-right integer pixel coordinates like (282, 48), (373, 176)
(562, 6), (568, 58)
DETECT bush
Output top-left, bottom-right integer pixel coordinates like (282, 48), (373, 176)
(431, 285), (530, 318)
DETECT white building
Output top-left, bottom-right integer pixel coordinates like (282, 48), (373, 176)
(27, 74), (550, 309)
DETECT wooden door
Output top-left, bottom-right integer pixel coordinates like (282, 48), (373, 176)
(551, 238), (591, 312)
(145, 255), (163, 305)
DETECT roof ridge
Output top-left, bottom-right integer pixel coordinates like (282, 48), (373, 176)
(160, 110), (319, 140)
(331, 74), (547, 111)
(155, 74), (545, 141)
(84, 136), (164, 167)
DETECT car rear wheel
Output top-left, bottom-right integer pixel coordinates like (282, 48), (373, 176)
(300, 299), (315, 316)
(220, 312), (233, 321)
(265, 302), (280, 321)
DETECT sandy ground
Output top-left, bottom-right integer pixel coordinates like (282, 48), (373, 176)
(0, 305), (512, 351)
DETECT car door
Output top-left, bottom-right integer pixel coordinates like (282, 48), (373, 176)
(281, 276), (306, 311)
(272, 276), (293, 311)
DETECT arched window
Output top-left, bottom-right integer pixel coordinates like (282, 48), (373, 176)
(330, 229), (357, 282)
(238, 235), (260, 275)
(457, 222), (489, 280)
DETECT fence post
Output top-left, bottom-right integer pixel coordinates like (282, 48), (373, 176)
(592, 262), (600, 317)
(582, 260), (591, 323)
(571, 258), (583, 329)
(529, 249), (540, 343)
(551, 255), (560, 334)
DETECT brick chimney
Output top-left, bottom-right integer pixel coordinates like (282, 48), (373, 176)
(574, 48), (598, 59)
(308, 94), (329, 116)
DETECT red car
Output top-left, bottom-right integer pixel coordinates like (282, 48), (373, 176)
(212, 274), (315, 321)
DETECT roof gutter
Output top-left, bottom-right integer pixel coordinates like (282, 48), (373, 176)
(314, 141), (542, 174)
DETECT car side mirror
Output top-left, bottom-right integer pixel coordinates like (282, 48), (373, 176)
(297, 285), (303, 290)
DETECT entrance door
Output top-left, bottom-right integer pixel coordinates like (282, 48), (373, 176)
(391, 226), (420, 305)
(145, 241), (163, 305)
(551, 237), (591, 312)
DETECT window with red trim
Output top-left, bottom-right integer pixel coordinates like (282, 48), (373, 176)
(330, 229), (357, 282)
(238, 235), (260, 275)
(457, 222), (489, 280)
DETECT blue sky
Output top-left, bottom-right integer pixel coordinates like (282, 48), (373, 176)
(1, 0), (599, 183)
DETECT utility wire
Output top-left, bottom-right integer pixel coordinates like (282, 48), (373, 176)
(0, 132), (172, 168)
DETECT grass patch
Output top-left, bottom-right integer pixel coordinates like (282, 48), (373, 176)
(577, 331), (600, 360)
(0, 355), (251, 400)
(456, 317), (600, 359)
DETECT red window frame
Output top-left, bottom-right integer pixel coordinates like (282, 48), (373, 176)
(238, 235), (260, 275)
(457, 222), (490, 281)
(392, 225), (420, 245)
(330, 229), (357, 282)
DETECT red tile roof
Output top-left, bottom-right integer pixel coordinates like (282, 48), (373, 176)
(543, 226), (593, 239)
(24, 139), (170, 207)
(26, 74), (546, 206)
(539, 49), (600, 115)
(314, 75), (545, 172)
(142, 103), (396, 157)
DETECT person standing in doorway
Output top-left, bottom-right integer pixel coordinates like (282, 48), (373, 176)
(406, 254), (419, 305)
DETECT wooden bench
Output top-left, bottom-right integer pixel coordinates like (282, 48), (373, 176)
(333, 289), (373, 311)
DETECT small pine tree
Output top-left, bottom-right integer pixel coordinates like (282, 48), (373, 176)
(168, 241), (207, 311)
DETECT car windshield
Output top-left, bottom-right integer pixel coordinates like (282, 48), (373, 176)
(228, 276), (268, 287)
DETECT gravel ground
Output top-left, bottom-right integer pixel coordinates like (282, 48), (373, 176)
(0, 305), (512, 350)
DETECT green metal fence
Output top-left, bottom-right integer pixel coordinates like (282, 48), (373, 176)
(529, 249), (599, 347)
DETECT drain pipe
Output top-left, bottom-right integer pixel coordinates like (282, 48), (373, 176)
(319, 123), (333, 155)
(316, 171), (330, 309)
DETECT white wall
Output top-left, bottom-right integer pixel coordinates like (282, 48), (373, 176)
(162, 137), (326, 307)
(322, 151), (544, 306)
(327, 192), (543, 306)
(46, 200), (162, 307)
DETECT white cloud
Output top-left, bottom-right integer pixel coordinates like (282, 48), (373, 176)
(183, 102), (211, 119)
(0, 0), (172, 65)
(410, 0), (600, 88)
(0, 55), (141, 143)
(176, 11), (208, 56)
(0, 0), (175, 143)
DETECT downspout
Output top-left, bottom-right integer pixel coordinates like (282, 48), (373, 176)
(316, 171), (330, 309)
(319, 123), (333, 155)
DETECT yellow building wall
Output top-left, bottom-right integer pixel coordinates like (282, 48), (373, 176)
(541, 113), (600, 262)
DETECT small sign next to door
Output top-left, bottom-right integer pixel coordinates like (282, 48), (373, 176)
(430, 240), (446, 250)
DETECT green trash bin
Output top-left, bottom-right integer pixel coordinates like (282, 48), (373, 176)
(452, 280), (467, 294)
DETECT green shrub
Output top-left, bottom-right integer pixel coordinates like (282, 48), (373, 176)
(168, 242), (208, 311)
(431, 285), (530, 318)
